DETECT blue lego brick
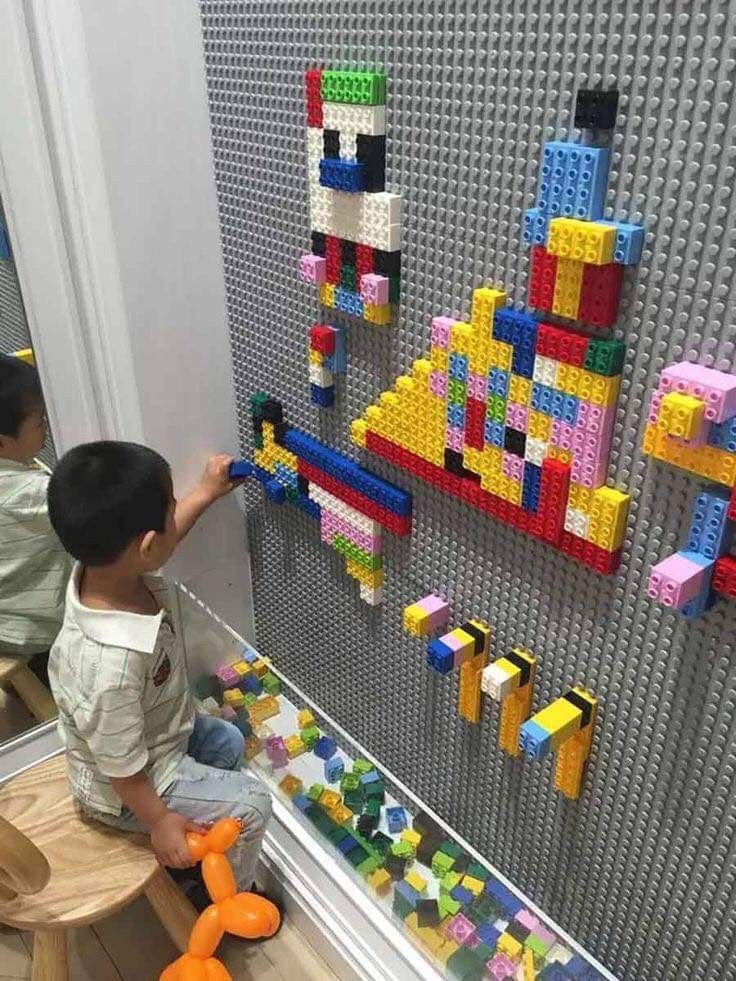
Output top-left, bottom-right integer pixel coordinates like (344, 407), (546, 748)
(681, 580), (715, 620)
(518, 719), (552, 760)
(426, 638), (455, 675)
(493, 309), (538, 346)
(531, 383), (554, 414)
(295, 494), (321, 521)
(293, 794), (311, 812)
(521, 462), (541, 513)
(539, 965), (573, 980)
(686, 488), (730, 559)
(324, 756), (345, 783)
(394, 880), (420, 911)
(282, 428), (412, 516)
(448, 353), (469, 381)
(337, 835), (358, 855)
(522, 207), (538, 244)
(323, 325), (347, 373)
(241, 673), (262, 695)
(0, 221), (9, 260)
(274, 462), (298, 488)
(446, 404), (465, 429)
(564, 955), (590, 978)
(484, 420), (505, 448)
(319, 157), (365, 192)
(512, 347), (535, 379)
(600, 219), (645, 265)
(484, 878), (524, 916)
(707, 416), (736, 453)
(314, 736), (337, 760)
(562, 395), (579, 425)
(242, 644), (258, 663)
(537, 141), (573, 217)
(385, 806), (407, 833)
(310, 384), (335, 408)
(488, 368), (509, 398)
(229, 459), (254, 479)
(475, 922), (500, 947)
(449, 884), (474, 906)
(567, 145), (610, 221)
(251, 465), (274, 486)
(359, 770), (380, 785)
(264, 478), (286, 503)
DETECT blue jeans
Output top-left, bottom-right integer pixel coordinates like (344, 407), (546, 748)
(90, 714), (271, 890)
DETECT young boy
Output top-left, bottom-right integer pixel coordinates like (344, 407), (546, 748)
(47, 441), (271, 896)
(0, 354), (71, 679)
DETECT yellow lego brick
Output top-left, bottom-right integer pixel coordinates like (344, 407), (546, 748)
(553, 688), (597, 800)
(253, 448), (275, 474)
(531, 697), (582, 750)
(447, 627), (476, 664)
(658, 391), (705, 440)
(404, 870), (427, 893)
(555, 362), (582, 398)
(523, 947), (536, 981)
(231, 661), (251, 678)
(499, 683), (534, 758)
(552, 256), (583, 319)
(297, 708), (315, 729)
(568, 481), (594, 514)
(507, 374), (529, 406)
(487, 338), (513, 371)
(401, 829), (422, 850)
(329, 802), (353, 825)
(641, 423), (657, 455)
(11, 348), (35, 365)
(588, 485), (630, 551)
(278, 774), (303, 798)
(308, 349), (323, 365)
(368, 868), (392, 895)
(498, 932), (523, 961)
(247, 695), (280, 726)
(319, 788), (341, 810)
(404, 913), (445, 954)
(548, 217), (615, 265)
(345, 558), (384, 588)
(284, 734), (306, 758)
(471, 287), (506, 329)
(243, 735), (262, 760)
(319, 282), (336, 307)
(528, 410), (552, 440)
(222, 688), (246, 709)
(364, 301), (392, 325)
(430, 344), (448, 371)
(460, 875), (484, 896)
(548, 446), (573, 465)
(462, 446), (486, 478)
(403, 603), (427, 636)
(647, 425), (736, 486)
(458, 650), (488, 724)
(450, 321), (473, 355)
(412, 357), (432, 382)
(467, 619), (491, 655)
(435, 939), (460, 966)
(350, 418), (368, 447)
(252, 658), (270, 678)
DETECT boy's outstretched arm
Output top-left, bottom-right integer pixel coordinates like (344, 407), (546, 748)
(110, 771), (205, 867)
(174, 454), (238, 542)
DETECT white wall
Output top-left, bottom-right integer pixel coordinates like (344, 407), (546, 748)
(0, 0), (254, 639)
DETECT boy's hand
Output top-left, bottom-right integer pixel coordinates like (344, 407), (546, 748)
(150, 810), (206, 868)
(198, 454), (238, 503)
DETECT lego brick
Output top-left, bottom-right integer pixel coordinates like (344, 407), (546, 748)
(321, 70), (386, 105)
(574, 88), (619, 130)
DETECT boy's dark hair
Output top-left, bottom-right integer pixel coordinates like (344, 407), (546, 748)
(48, 441), (173, 565)
(0, 354), (43, 437)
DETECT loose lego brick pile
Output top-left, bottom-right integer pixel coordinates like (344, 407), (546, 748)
(231, 392), (411, 604)
(300, 68), (402, 328)
(198, 653), (602, 980)
(642, 360), (736, 617)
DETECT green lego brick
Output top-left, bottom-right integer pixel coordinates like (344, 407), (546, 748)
(465, 861), (489, 882)
(438, 892), (461, 919)
(341, 772), (362, 791)
(284, 486), (298, 502)
(301, 725), (320, 750)
(447, 379), (466, 405)
(352, 758), (374, 775)
(332, 535), (382, 571)
(370, 831), (393, 856)
(243, 692), (257, 706)
(306, 783), (324, 802)
(327, 826), (349, 845)
(525, 934), (549, 957)
(392, 891), (414, 920)
(253, 432), (264, 450)
(431, 850), (455, 877)
(249, 391), (270, 415)
(468, 893), (496, 920)
(437, 840), (464, 860)
(343, 792), (364, 811)
(364, 798), (382, 819)
(389, 275), (401, 303)
(261, 672), (281, 695)
(446, 945), (485, 979)
(486, 394), (506, 422)
(584, 337), (625, 376)
(346, 845), (369, 868)
(390, 840), (414, 860)
(440, 871), (462, 894)
(340, 264), (356, 292)
(356, 855), (382, 878)
(364, 782), (385, 801)
(321, 70), (386, 106)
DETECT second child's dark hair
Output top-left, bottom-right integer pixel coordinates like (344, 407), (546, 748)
(48, 441), (173, 566)
(0, 354), (43, 437)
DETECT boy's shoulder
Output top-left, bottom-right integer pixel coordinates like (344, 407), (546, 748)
(0, 459), (49, 508)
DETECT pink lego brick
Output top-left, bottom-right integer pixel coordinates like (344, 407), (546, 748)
(487, 954), (517, 979)
(443, 912), (475, 944)
(467, 372), (487, 400)
(430, 316), (455, 349)
(647, 552), (711, 608)
(416, 593), (450, 630)
(571, 457), (607, 488)
(429, 371), (447, 398)
(216, 664), (239, 687)
(299, 253), (326, 286)
(531, 924), (556, 951)
(661, 362), (736, 423)
(502, 451), (524, 481)
(551, 419), (574, 450)
(646, 389), (664, 424)
(505, 402), (529, 432)
(514, 909), (539, 931)
(359, 273), (390, 305)
(584, 403), (615, 436)
(445, 426), (464, 451)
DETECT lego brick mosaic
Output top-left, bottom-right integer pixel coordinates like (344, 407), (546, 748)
(198, 3), (736, 979)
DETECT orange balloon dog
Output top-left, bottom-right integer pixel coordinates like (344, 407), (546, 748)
(160, 817), (280, 980)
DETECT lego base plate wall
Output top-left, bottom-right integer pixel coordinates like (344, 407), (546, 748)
(198, 3), (736, 979)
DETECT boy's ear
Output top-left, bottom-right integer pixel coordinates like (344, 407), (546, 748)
(139, 529), (158, 559)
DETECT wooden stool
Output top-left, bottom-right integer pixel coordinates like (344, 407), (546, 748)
(0, 656), (57, 722)
(0, 755), (197, 980)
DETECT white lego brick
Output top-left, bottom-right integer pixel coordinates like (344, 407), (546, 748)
(533, 355), (557, 387)
(322, 103), (386, 136)
(306, 128), (323, 182)
(364, 191), (402, 225)
(308, 364), (333, 386)
(481, 662), (519, 700)
(564, 506), (590, 538)
(359, 582), (383, 605)
(525, 437), (548, 466)
(339, 130), (358, 161)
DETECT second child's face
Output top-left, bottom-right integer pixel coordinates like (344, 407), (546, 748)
(2, 404), (47, 461)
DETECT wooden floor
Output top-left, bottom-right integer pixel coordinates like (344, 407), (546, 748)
(0, 685), (42, 744)
(0, 894), (338, 981)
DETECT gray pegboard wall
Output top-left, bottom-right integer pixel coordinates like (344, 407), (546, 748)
(0, 197), (31, 355)
(198, 3), (736, 978)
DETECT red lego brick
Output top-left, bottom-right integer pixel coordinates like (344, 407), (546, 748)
(538, 458), (570, 545)
(728, 485), (736, 522)
(305, 69), (323, 128)
(528, 246), (557, 314)
(309, 324), (335, 356)
(355, 243), (374, 278)
(713, 555), (736, 599)
(325, 235), (341, 265)
(298, 458), (411, 537)
(578, 262), (623, 328)
(536, 321), (587, 367)
(465, 398), (486, 451)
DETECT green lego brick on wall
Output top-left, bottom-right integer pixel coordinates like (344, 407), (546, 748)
(321, 70), (386, 105)
(584, 337), (625, 376)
